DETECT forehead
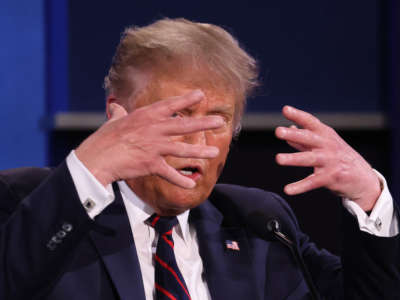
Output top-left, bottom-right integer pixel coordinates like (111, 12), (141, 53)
(133, 72), (237, 110)
(124, 62), (237, 103)
(163, 80), (233, 104)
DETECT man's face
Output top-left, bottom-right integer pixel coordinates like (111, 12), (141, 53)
(125, 77), (236, 215)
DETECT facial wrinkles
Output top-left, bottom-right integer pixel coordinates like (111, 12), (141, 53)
(123, 67), (240, 135)
(124, 77), (235, 215)
(166, 92), (233, 169)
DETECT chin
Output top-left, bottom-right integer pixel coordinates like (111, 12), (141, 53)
(153, 179), (212, 215)
(128, 175), (215, 216)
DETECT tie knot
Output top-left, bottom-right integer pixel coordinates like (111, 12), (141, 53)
(147, 214), (178, 234)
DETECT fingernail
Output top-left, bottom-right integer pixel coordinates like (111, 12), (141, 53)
(207, 147), (219, 156)
(284, 185), (293, 194)
(208, 116), (224, 126)
(277, 127), (287, 136)
(192, 89), (204, 98)
(284, 105), (294, 114)
(214, 116), (225, 126)
(277, 153), (286, 163)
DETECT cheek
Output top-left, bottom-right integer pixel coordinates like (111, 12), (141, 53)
(207, 132), (232, 173)
(208, 131), (232, 157)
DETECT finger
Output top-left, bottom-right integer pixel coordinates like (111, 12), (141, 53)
(284, 173), (327, 195)
(275, 127), (322, 148)
(108, 103), (128, 122)
(148, 89), (205, 118)
(157, 160), (196, 189)
(287, 141), (308, 152)
(160, 142), (219, 158)
(282, 105), (323, 131)
(161, 115), (225, 135)
(286, 125), (308, 151)
(276, 151), (322, 167)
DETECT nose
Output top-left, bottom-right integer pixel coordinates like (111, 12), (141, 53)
(183, 130), (207, 146)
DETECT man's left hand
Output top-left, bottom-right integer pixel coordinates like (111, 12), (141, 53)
(275, 106), (381, 211)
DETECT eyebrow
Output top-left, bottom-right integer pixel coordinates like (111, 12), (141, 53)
(207, 105), (234, 114)
(180, 105), (233, 115)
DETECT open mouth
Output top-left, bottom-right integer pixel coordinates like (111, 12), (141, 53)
(179, 166), (200, 176)
(176, 165), (203, 181)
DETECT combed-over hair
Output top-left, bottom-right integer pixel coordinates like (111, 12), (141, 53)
(104, 18), (259, 135)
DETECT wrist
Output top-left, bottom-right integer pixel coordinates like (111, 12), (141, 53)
(352, 174), (382, 211)
(75, 148), (114, 187)
(89, 165), (114, 187)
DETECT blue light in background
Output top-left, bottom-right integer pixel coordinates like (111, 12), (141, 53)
(0, 0), (46, 168)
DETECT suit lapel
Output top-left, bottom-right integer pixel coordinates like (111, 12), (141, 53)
(89, 183), (146, 300)
(190, 200), (261, 300)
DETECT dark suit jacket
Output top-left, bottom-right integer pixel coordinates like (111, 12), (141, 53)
(0, 162), (399, 300)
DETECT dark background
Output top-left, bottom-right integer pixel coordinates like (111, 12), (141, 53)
(2, 0), (398, 256)
(46, 0), (397, 255)
(68, 1), (383, 113)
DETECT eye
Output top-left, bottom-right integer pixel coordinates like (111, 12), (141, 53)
(209, 112), (232, 124)
(171, 112), (184, 118)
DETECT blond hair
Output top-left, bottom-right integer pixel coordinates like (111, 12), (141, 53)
(104, 18), (259, 135)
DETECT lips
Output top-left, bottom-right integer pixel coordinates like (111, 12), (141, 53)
(176, 163), (204, 181)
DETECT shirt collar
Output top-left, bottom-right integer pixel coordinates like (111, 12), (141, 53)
(117, 181), (190, 242)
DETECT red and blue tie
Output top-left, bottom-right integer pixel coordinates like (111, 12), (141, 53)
(147, 214), (192, 300)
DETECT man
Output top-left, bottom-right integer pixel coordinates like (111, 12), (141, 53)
(0, 18), (399, 300)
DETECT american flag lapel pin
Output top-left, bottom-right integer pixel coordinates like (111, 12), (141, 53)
(225, 240), (240, 251)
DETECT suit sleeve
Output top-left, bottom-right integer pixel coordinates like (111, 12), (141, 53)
(282, 196), (400, 300)
(269, 193), (343, 299)
(0, 162), (96, 300)
(341, 207), (400, 299)
(268, 191), (400, 299)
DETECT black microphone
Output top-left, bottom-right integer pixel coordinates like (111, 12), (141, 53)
(266, 219), (294, 248)
(247, 213), (320, 300)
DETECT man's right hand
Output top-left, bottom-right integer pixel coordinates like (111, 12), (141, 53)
(75, 90), (224, 188)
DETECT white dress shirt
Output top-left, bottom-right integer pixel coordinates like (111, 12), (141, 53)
(66, 150), (398, 299)
(67, 151), (211, 300)
(342, 172), (399, 236)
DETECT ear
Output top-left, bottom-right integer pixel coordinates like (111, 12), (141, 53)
(106, 95), (118, 120)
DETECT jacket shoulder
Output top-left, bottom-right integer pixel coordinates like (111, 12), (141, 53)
(0, 167), (52, 216)
(211, 183), (288, 210)
(210, 183), (299, 231)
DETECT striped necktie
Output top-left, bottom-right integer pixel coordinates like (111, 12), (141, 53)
(147, 214), (192, 300)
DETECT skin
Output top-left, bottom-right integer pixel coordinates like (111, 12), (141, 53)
(75, 89), (226, 190)
(76, 72), (381, 215)
(126, 80), (235, 215)
(275, 105), (381, 211)
(76, 75), (235, 216)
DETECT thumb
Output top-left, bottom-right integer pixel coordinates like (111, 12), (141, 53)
(108, 103), (128, 122)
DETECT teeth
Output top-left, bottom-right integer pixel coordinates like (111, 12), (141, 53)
(180, 170), (193, 175)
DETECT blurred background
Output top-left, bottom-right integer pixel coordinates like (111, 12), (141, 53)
(1, 0), (399, 254)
